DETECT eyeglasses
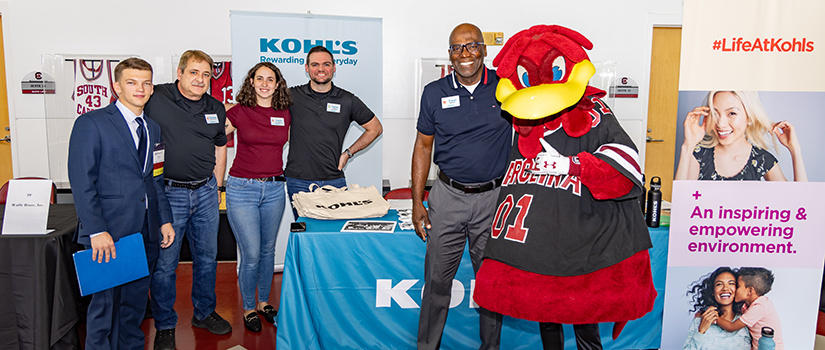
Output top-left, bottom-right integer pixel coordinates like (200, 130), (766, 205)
(449, 42), (485, 55)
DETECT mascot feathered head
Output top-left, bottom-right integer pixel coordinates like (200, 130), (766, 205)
(493, 25), (605, 158)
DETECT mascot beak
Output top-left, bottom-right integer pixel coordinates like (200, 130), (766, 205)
(496, 59), (596, 120)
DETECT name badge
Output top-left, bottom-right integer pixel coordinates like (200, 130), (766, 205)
(153, 143), (165, 177)
(326, 103), (341, 113)
(204, 114), (219, 124)
(441, 96), (460, 109)
(271, 117), (285, 126)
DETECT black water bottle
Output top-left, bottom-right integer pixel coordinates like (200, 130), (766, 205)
(645, 176), (662, 228)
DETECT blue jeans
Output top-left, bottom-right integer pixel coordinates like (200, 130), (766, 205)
(225, 176), (286, 310)
(150, 176), (219, 330)
(285, 176), (347, 220)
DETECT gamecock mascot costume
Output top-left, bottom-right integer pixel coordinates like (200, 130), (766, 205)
(473, 25), (657, 349)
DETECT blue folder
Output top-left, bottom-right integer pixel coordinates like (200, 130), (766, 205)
(72, 233), (149, 296)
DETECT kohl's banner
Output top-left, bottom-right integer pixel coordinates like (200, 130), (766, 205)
(679, 0), (825, 92)
(662, 182), (825, 349)
(230, 12), (383, 268)
(674, 0), (825, 181)
(230, 11), (383, 190)
(663, 1), (825, 348)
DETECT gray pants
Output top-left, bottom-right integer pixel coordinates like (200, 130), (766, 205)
(417, 179), (503, 350)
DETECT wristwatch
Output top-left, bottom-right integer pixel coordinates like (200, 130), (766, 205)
(218, 186), (226, 192)
(344, 149), (353, 158)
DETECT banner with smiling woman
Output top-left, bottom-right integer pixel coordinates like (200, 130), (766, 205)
(663, 1), (825, 349)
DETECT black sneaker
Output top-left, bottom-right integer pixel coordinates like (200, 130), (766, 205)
(153, 329), (175, 350)
(243, 312), (262, 332)
(192, 311), (232, 335)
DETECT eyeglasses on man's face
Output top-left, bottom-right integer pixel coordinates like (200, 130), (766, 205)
(449, 42), (485, 55)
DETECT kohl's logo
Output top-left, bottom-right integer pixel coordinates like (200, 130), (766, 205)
(260, 38), (358, 55)
(375, 279), (479, 309)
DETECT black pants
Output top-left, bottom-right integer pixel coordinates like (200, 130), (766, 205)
(820, 267), (825, 312)
(538, 323), (602, 350)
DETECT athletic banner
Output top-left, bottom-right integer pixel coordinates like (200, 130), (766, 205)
(663, 1), (825, 348)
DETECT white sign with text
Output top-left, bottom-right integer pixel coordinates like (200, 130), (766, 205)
(2, 179), (52, 235)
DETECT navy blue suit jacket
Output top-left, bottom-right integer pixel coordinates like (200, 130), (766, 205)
(68, 102), (173, 246)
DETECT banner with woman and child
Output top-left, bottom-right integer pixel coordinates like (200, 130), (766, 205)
(662, 0), (825, 349)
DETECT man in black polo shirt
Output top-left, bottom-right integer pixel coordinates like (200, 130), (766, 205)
(412, 23), (510, 349)
(285, 45), (383, 218)
(145, 50), (230, 350)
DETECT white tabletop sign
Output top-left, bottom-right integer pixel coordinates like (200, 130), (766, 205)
(1, 179), (52, 235)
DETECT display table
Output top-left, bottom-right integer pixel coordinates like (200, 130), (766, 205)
(277, 211), (669, 349)
(0, 204), (81, 349)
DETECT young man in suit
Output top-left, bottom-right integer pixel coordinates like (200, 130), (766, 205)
(68, 57), (175, 350)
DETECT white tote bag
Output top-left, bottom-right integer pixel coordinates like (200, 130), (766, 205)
(292, 184), (390, 220)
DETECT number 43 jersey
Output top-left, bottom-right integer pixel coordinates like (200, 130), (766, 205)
(73, 59), (117, 117)
(484, 99), (652, 277)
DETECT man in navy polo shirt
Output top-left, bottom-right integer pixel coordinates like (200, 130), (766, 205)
(412, 23), (510, 350)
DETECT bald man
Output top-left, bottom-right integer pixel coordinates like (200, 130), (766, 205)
(412, 23), (509, 350)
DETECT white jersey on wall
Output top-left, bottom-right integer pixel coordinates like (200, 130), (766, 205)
(73, 59), (118, 117)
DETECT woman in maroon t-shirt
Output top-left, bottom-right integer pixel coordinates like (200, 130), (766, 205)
(224, 62), (291, 332)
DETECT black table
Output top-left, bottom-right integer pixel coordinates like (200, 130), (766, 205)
(0, 204), (81, 349)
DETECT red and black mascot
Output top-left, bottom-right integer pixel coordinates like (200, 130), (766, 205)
(473, 25), (657, 349)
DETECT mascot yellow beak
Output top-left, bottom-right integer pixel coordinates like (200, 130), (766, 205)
(496, 59), (596, 120)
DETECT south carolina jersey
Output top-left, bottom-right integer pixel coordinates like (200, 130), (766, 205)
(74, 59), (117, 117)
(211, 61), (235, 147)
(484, 97), (651, 277)
(211, 62), (234, 104)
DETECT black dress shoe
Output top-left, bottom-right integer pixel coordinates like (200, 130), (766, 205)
(244, 312), (262, 332)
(257, 305), (278, 324)
(153, 329), (175, 350)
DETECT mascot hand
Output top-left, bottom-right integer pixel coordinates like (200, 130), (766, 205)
(530, 153), (570, 175)
(528, 138), (570, 175)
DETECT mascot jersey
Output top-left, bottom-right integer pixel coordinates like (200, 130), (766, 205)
(484, 96), (651, 276)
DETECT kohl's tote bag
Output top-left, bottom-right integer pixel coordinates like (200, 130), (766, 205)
(292, 184), (390, 220)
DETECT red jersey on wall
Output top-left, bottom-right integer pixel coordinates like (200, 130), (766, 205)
(211, 61), (235, 147)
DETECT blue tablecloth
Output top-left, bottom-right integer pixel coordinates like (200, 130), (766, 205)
(276, 211), (668, 349)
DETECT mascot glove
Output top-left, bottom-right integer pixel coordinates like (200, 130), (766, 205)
(528, 138), (578, 175)
(530, 152), (571, 175)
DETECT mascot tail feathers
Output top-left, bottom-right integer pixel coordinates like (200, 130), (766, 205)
(612, 321), (627, 340)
